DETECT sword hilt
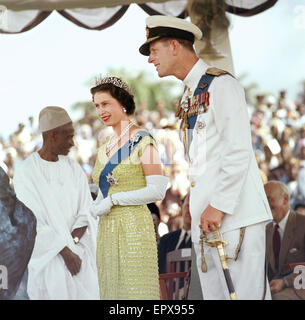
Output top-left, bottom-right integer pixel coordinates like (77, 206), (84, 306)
(200, 227), (238, 300)
(201, 229), (228, 248)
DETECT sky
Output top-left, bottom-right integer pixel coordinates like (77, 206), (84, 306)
(0, 0), (305, 138)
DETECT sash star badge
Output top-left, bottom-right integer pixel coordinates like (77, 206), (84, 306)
(106, 172), (119, 186)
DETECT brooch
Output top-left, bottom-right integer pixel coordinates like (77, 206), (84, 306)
(106, 172), (118, 186)
(129, 133), (141, 149)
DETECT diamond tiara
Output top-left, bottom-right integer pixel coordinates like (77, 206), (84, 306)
(94, 76), (132, 95)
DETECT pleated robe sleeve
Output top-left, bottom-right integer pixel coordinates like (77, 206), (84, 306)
(13, 163), (68, 278)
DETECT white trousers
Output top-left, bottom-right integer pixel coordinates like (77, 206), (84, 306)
(194, 222), (271, 300)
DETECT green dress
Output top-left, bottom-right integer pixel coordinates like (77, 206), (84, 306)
(92, 135), (160, 300)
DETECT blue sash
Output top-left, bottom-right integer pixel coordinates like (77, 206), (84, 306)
(187, 73), (215, 155)
(99, 130), (151, 198)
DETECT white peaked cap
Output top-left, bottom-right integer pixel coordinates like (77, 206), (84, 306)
(146, 15), (202, 40)
(139, 15), (202, 56)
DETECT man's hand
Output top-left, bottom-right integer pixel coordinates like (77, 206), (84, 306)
(200, 205), (224, 233)
(60, 247), (82, 276)
(71, 226), (87, 241)
(270, 279), (285, 294)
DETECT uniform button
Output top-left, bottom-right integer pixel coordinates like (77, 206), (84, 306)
(191, 181), (196, 187)
(190, 159), (193, 164)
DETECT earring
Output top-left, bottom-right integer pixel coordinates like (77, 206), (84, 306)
(123, 108), (127, 113)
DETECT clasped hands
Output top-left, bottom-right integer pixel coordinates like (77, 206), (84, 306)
(60, 226), (87, 276)
(200, 205), (224, 233)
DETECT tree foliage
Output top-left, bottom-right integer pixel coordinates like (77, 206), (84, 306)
(71, 67), (183, 116)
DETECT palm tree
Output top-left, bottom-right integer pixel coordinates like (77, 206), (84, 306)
(71, 67), (183, 117)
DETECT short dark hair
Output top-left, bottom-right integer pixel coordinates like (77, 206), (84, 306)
(294, 202), (305, 210)
(90, 83), (136, 115)
(177, 38), (195, 52)
(161, 37), (195, 53)
(147, 202), (160, 220)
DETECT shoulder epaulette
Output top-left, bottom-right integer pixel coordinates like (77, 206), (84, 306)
(205, 67), (228, 77)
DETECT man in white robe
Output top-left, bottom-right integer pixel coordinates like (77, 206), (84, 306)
(13, 106), (99, 300)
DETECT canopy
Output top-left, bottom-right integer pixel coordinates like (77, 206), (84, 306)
(0, 0), (278, 34)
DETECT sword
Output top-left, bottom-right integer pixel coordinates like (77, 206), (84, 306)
(200, 227), (237, 300)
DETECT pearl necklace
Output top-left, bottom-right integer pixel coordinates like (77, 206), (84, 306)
(106, 121), (136, 154)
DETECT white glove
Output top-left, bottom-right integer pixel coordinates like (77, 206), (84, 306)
(90, 190), (113, 219)
(111, 175), (169, 206)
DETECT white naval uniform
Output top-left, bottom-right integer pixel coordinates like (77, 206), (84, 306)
(183, 59), (272, 300)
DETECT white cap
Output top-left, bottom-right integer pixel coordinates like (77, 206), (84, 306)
(265, 95), (276, 105)
(39, 106), (72, 133)
(139, 15), (202, 56)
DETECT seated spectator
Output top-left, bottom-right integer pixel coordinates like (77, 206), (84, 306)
(258, 160), (269, 184)
(263, 140), (280, 171)
(157, 194), (191, 274)
(294, 202), (305, 216)
(147, 202), (161, 245)
(287, 158), (301, 208)
(252, 130), (264, 153)
(159, 162), (188, 219)
(296, 127), (305, 156)
(280, 127), (296, 150)
(264, 181), (305, 300)
(297, 155), (305, 202)
(160, 188), (181, 217)
(296, 104), (305, 128)
(300, 145), (305, 164)
(268, 144), (293, 183)
(167, 213), (183, 233)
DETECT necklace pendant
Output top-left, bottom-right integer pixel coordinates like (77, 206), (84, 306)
(106, 121), (136, 154)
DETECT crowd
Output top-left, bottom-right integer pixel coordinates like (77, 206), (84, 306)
(250, 89), (305, 212)
(0, 101), (188, 237)
(1, 88), (305, 236)
(2, 11), (305, 300)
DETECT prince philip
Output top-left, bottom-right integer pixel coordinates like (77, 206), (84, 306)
(139, 15), (273, 299)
